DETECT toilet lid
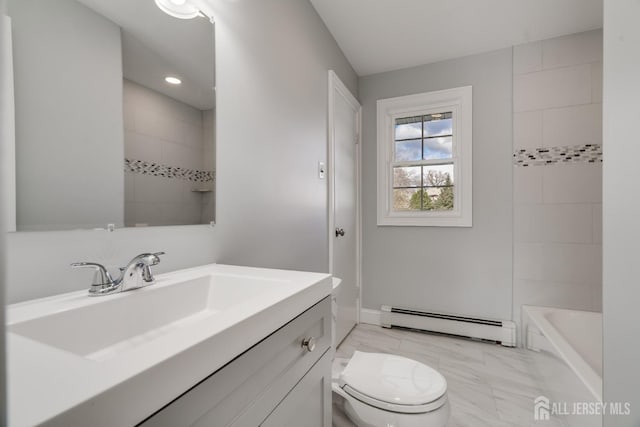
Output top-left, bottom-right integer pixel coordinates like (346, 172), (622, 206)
(339, 351), (447, 412)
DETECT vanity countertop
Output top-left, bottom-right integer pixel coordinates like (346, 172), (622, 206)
(6, 264), (332, 427)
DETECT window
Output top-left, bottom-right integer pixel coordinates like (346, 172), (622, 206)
(377, 86), (472, 226)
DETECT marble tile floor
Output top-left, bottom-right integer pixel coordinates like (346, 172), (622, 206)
(332, 324), (566, 427)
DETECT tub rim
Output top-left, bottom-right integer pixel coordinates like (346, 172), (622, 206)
(522, 305), (602, 402)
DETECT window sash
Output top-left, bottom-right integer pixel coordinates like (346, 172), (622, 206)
(390, 160), (457, 213)
(394, 135), (453, 142)
(393, 111), (455, 164)
(393, 185), (454, 189)
(391, 158), (457, 168)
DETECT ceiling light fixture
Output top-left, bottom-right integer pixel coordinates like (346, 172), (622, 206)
(165, 76), (182, 85)
(154, 0), (200, 19)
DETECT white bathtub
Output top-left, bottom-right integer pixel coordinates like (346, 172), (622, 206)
(523, 306), (602, 426)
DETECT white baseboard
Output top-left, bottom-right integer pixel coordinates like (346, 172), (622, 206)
(359, 308), (381, 326)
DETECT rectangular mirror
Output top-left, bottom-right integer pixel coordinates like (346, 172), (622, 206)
(7, 0), (216, 231)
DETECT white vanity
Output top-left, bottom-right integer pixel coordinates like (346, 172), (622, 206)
(6, 264), (332, 426)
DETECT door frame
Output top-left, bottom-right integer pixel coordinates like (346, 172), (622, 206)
(327, 70), (362, 324)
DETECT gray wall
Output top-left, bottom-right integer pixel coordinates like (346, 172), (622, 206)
(207, 0), (357, 271)
(10, 0), (124, 231)
(359, 49), (513, 320)
(603, 0), (640, 425)
(5, 0), (356, 303)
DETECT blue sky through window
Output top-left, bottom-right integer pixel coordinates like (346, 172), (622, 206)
(424, 118), (452, 137)
(395, 113), (453, 161)
(423, 136), (452, 160)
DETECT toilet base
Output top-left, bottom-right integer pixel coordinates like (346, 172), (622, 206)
(332, 392), (357, 427)
(332, 384), (450, 427)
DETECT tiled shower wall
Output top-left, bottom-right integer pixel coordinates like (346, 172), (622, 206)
(513, 30), (603, 328)
(123, 79), (215, 226)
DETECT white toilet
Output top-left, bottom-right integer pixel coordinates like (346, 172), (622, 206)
(331, 279), (450, 427)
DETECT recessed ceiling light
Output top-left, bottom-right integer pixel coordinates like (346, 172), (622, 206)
(165, 76), (182, 85)
(154, 0), (200, 19)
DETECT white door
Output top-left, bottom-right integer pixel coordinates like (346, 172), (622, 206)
(328, 71), (361, 346)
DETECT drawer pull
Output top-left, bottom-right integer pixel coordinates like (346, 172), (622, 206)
(301, 337), (316, 352)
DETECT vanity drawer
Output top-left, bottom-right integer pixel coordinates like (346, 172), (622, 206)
(139, 296), (331, 427)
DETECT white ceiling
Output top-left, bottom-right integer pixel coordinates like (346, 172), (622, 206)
(77, 0), (215, 110)
(310, 0), (603, 76)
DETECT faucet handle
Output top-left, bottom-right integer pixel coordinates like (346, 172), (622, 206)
(151, 252), (165, 263)
(130, 252), (164, 266)
(70, 262), (117, 295)
(141, 252), (165, 283)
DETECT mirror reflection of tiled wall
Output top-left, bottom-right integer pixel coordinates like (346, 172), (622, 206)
(123, 79), (215, 227)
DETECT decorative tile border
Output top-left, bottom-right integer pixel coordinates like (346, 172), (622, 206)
(513, 144), (602, 167)
(125, 158), (215, 183)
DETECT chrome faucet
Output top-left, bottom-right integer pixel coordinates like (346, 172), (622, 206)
(71, 252), (165, 296)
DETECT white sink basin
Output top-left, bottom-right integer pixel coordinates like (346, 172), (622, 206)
(9, 274), (278, 361)
(7, 264), (332, 427)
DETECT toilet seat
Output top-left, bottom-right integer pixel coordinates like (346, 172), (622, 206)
(342, 384), (448, 414)
(338, 351), (448, 414)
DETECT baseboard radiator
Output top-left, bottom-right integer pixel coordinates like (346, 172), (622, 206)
(380, 305), (516, 347)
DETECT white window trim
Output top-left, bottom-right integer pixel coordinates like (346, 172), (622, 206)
(376, 86), (472, 227)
